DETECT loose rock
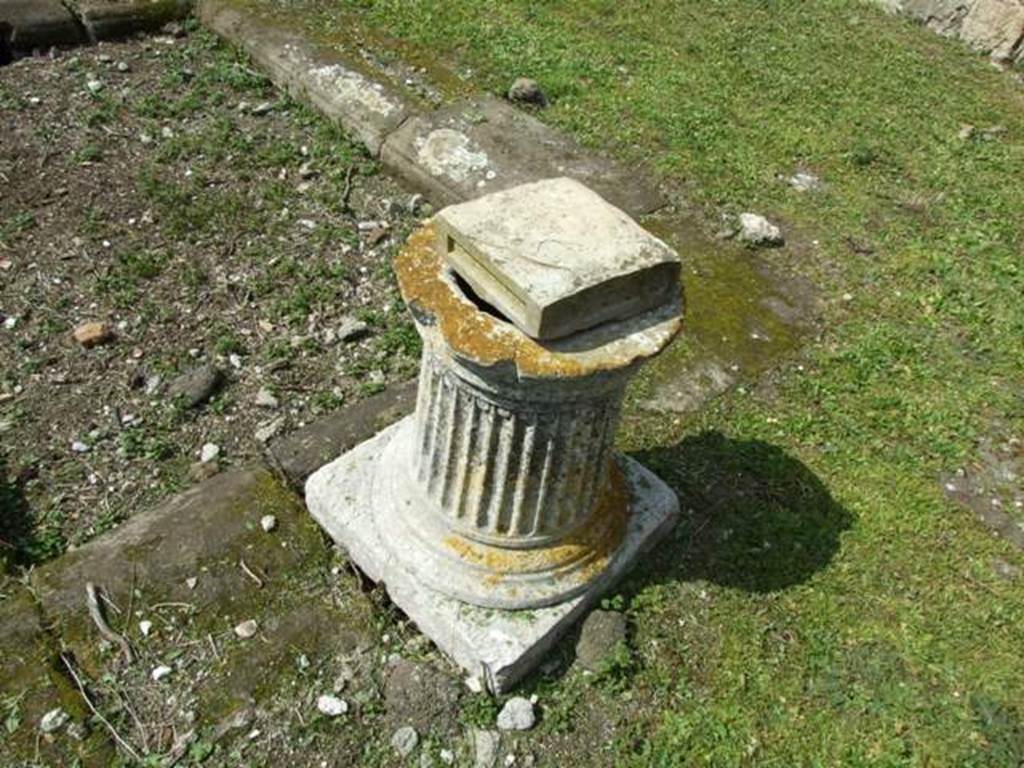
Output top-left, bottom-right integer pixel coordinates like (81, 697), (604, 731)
(139, 620), (153, 637)
(254, 387), (279, 408)
(151, 665), (173, 682)
(316, 694), (348, 717)
(507, 78), (548, 107)
(260, 514), (278, 532)
(496, 697), (535, 731)
(167, 364), (224, 408)
(738, 213), (784, 247)
(337, 317), (370, 343)
(234, 619), (258, 639)
(73, 321), (113, 348)
(39, 708), (69, 734)
(251, 101), (274, 116)
(788, 171), (822, 192)
(473, 729), (501, 768)
(391, 725), (419, 757)
(199, 443), (220, 463)
(575, 609), (628, 672)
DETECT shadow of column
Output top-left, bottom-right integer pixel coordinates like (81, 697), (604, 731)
(630, 430), (853, 592)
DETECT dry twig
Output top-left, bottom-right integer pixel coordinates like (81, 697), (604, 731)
(239, 558), (264, 589)
(60, 654), (141, 762)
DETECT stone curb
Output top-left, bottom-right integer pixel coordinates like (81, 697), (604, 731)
(197, 0), (413, 156)
(267, 378), (418, 488)
(1, 0), (193, 52)
(196, 0), (665, 215)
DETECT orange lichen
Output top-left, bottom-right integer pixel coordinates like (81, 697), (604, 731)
(441, 460), (630, 587)
(395, 224), (683, 379)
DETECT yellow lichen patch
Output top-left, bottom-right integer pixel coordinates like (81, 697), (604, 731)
(395, 225), (683, 379)
(442, 461), (630, 586)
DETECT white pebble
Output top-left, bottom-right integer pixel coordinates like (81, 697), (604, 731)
(260, 514), (278, 533)
(71, 441), (90, 453)
(39, 708), (69, 733)
(234, 619), (258, 639)
(139, 620), (153, 637)
(199, 443), (220, 463)
(151, 665), (173, 682)
(316, 694), (348, 717)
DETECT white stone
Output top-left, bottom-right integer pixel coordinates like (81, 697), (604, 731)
(738, 213), (784, 246)
(316, 694), (348, 717)
(199, 443), (220, 463)
(440, 749), (455, 765)
(306, 418), (679, 693)
(39, 708), (69, 733)
(186, 577), (198, 590)
(496, 697), (535, 731)
(139, 620), (153, 637)
(473, 730), (501, 768)
(260, 514), (278, 532)
(391, 725), (419, 757)
(151, 665), (173, 682)
(234, 619), (258, 639)
(254, 388), (279, 408)
(71, 441), (90, 453)
(788, 172), (822, 192)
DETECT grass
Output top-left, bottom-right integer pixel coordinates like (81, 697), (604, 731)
(216, 0), (1024, 763)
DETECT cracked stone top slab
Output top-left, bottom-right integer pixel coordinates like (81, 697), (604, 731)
(434, 178), (681, 340)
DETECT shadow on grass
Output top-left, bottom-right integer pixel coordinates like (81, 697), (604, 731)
(631, 430), (853, 593)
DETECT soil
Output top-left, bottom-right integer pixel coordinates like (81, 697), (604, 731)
(0, 25), (423, 566)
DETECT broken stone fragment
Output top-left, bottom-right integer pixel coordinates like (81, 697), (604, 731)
(167, 364), (224, 408)
(233, 619), (258, 639)
(73, 321), (113, 348)
(390, 725), (419, 757)
(738, 212), (784, 247)
(496, 697), (535, 731)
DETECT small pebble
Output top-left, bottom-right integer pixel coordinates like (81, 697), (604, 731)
(86, 78), (103, 94)
(251, 101), (274, 116)
(73, 321), (113, 348)
(199, 443), (220, 463)
(71, 440), (90, 453)
(116, 61), (130, 73)
(186, 576), (198, 590)
(139, 620), (153, 637)
(391, 725), (419, 757)
(39, 708), (69, 734)
(234, 619), (258, 639)
(260, 514), (278, 532)
(151, 665), (173, 682)
(316, 694), (348, 717)
(254, 388), (279, 408)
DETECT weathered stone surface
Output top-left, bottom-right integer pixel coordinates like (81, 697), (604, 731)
(575, 609), (628, 672)
(961, 0), (1024, 61)
(879, 0), (1024, 62)
(436, 178), (681, 340)
(305, 418), (680, 693)
(384, 659), (461, 733)
(381, 95), (665, 218)
(496, 696), (535, 731)
(69, 0), (193, 41)
(0, 589), (116, 765)
(30, 467), (319, 673)
(268, 378), (417, 487)
(199, 0), (413, 155)
(507, 77), (547, 107)
(0, 0), (85, 50)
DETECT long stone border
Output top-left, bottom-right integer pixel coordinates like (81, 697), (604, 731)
(196, 0), (665, 219)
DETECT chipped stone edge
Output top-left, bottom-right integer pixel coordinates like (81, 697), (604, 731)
(1, 0), (193, 51)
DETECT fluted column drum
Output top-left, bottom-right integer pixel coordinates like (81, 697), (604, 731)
(412, 353), (623, 548)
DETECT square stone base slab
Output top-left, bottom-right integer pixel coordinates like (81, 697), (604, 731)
(305, 416), (679, 694)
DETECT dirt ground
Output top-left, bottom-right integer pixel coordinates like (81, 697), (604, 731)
(0, 25), (423, 566)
